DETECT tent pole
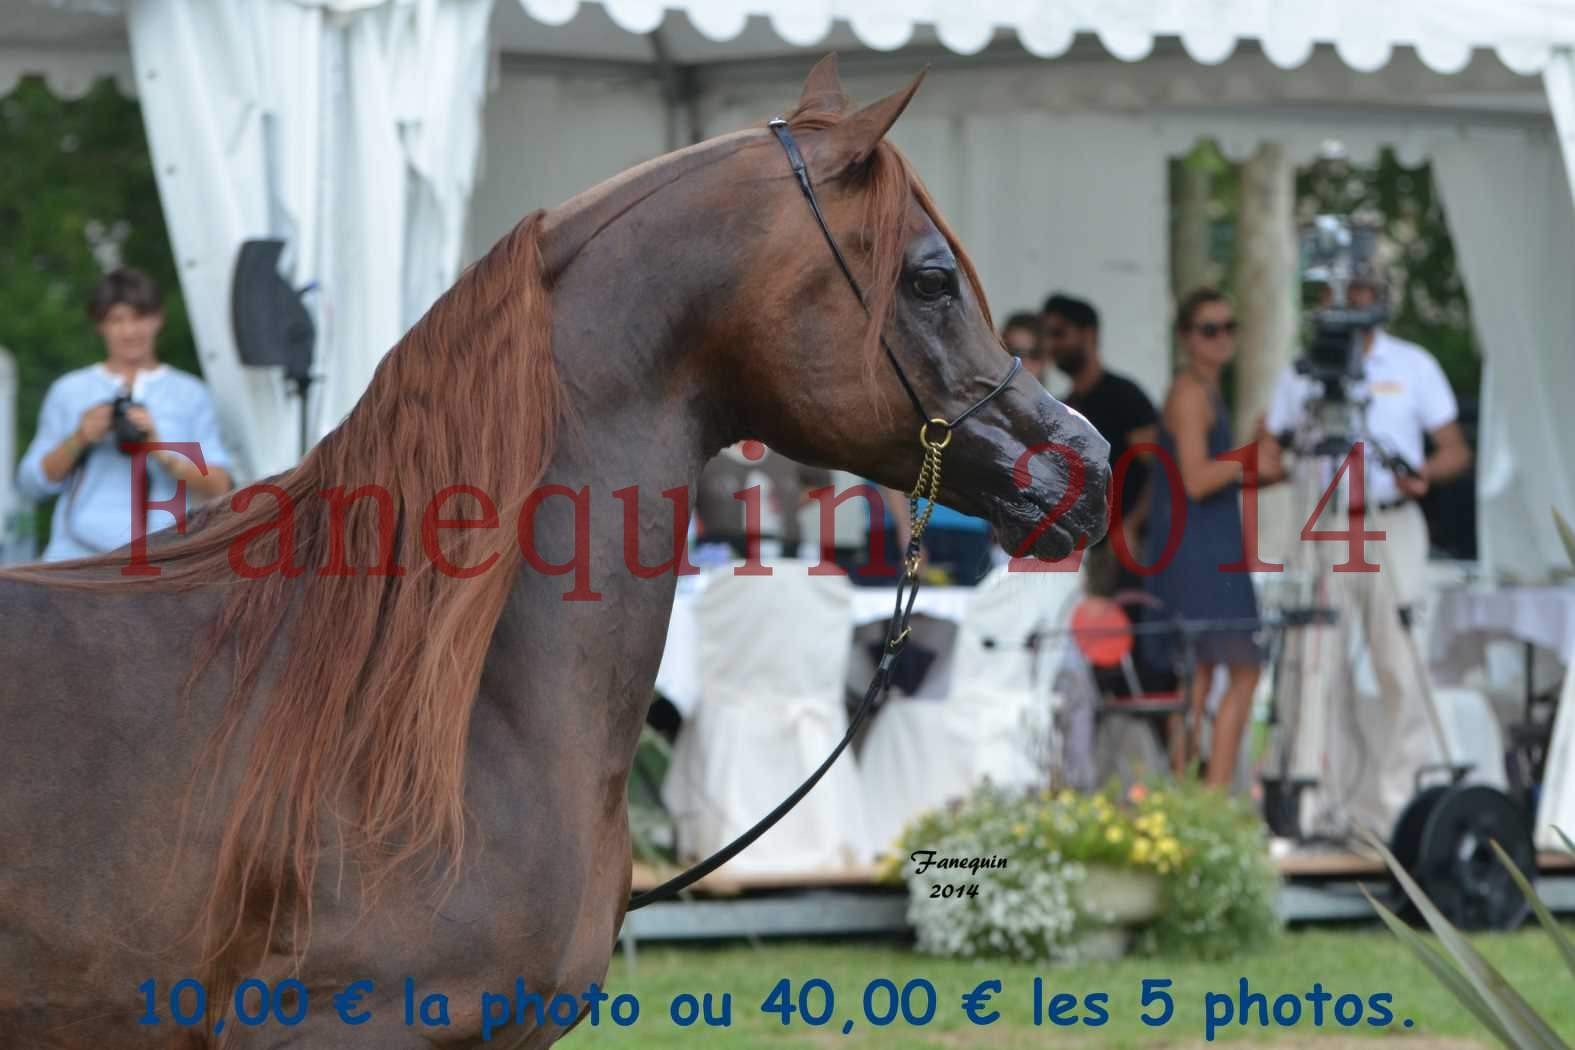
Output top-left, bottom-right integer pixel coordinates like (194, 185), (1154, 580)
(647, 28), (704, 151)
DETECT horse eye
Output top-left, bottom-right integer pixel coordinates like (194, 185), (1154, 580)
(911, 267), (953, 300)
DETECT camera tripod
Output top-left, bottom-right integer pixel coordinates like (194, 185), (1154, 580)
(1261, 417), (1455, 846)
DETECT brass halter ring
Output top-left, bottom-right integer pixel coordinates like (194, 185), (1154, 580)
(919, 418), (953, 451)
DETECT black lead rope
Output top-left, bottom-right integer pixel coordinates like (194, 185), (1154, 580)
(627, 118), (1022, 911)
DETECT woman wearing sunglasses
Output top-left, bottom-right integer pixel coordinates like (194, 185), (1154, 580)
(1140, 288), (1285, 789)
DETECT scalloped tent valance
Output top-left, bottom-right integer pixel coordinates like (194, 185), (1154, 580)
(518, 0), (1575, 75)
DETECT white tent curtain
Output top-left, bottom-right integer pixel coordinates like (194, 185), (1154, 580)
(1547, 47), (1575, 228)
(1431, 126), (1575, 582)
(123, 0), (494, 479)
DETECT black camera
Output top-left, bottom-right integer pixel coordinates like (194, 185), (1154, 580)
(1298, 306), (1386, 395)
(111, 393), (149, 449)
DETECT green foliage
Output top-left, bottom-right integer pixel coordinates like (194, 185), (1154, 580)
(1173, 141), (1481, 413)
(1130, 780), (1282, 962)
(0, 76), (194, 539)
(627, 725), (675, 866)
(1367, 829), (1575, 1049)
(886, 780), (1281, 963)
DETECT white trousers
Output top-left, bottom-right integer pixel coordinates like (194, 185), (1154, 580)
(1276, 499), (1448, 840)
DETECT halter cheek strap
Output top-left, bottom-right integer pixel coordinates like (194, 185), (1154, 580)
(626, 118), (1019, 912)
(765, 117), (1022, 438)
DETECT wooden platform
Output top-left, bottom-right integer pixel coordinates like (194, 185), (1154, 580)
(619, 855), (1575, 952)
(631, 850), (1575, 897)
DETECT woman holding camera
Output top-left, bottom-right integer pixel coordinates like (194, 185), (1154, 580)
(17, 268), (233, 561)
(1139, 288), (1285, 789)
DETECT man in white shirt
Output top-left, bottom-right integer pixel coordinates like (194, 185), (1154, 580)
(1261, 277), (1471, 842)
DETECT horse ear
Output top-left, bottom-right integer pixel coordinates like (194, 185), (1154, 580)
(797, 53), (848, 114)
(813, 68), (927, 176)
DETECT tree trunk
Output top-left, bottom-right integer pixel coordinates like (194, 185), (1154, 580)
(1233, 143), (1298, 563)
(1170, 155), (1213, 304)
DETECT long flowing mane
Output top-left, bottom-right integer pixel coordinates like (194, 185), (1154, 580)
(3, 212), (560, 983)
(0, 93), (991, 997)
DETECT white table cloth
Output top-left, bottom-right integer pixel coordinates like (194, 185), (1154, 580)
(1425, 582), (1575, 850)
(1428, 583), (1575, 682)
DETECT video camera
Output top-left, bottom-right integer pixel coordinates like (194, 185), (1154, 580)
(1290, 216), (1389, 458)
(1284, 216), (1421, 479)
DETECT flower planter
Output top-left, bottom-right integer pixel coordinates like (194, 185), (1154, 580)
(1079, 863), (1163, 925)
(1064, 864), (1163, 961)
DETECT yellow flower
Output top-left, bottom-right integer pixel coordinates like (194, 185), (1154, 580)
(1057, 789), (1076, 804)
(1013, 822), (1028, 839)
(1158, 836), (1181, 856)
(1131, 838), (1152, 863)
(1105, 826), (1124, 844)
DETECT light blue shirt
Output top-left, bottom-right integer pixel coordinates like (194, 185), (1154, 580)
(914, 498), (990, 533)
(17, 364), (233, 560)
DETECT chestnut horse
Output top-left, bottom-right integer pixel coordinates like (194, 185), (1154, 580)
(0, 58), (1109, 1048)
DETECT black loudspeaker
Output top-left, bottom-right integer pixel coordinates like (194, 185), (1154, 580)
(231, 239), (314, 386)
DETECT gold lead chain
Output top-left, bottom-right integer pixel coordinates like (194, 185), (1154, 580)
(905, 418), (952, 577)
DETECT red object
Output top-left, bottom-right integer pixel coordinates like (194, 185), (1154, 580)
(1069, 596), (1132, 667)
(740, 439), (766, 461)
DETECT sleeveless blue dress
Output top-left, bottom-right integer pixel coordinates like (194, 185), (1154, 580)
(1139, 386), (1265, 672)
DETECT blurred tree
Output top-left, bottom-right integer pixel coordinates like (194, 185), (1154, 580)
(0, 76), (193, 543)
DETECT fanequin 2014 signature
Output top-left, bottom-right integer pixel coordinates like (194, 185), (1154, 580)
(907, 850), (1008, 899)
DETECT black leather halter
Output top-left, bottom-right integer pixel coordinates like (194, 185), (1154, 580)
(626, 118), (1021, 911)
(764, 117), (1022, 434)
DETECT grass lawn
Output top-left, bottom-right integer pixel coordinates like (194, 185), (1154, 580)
(562, 928), (1575, 1048)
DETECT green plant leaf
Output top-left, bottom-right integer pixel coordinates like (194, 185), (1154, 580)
(1365, 834), (1565, 1050)
(1555, 510), (1575, 570)
(1362, 885), (1518, 1048)
(1487, 839), (1575, 980)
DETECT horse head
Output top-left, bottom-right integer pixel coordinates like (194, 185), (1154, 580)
(697, 56), (1111, 560)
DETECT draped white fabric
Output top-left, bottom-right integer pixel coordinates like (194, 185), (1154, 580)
(1547, 48), (1575, 236)
(1543, 668), (1575, 851)
(660, 565), (873, 874)
(122, 0), (493, 478)
(1431, 127), (1575, 583)
(860, 566), (1081, 855)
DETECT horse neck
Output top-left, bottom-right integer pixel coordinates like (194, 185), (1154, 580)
(537, 133), (761, 492)
(474, 141), (753, 755)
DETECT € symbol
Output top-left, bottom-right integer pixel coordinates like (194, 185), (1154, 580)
(334, 980), (374, 1025)
(962, 979), (1001, 1025)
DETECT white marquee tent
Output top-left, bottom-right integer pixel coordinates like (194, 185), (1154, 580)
(9, 0), (1575, 582)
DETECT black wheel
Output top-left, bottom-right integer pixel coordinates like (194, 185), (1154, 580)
(1389, 785), (1449, 873)
(1412, 785), (1534, 931)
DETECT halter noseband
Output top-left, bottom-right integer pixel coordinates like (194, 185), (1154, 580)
(626, 118), (1020, 912)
